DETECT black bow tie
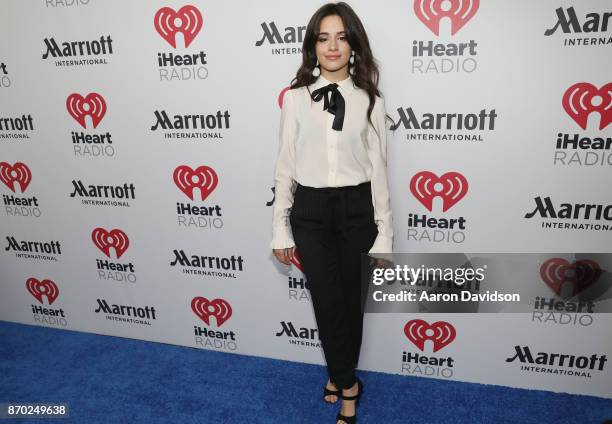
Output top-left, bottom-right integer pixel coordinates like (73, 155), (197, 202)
(310, 82), (345, 131)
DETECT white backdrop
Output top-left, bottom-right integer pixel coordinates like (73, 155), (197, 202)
(1, 0), (611, 399)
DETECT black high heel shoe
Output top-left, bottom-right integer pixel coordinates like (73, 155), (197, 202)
(324, 380), (341, 404)
(335, 378), (363, 424)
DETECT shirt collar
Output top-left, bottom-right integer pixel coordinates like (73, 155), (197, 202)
(311, 74), (356, 95)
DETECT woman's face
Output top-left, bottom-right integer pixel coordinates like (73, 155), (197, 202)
(315, 14), (351, 74)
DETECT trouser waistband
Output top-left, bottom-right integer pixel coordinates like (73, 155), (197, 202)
(295, 180), (370, 194)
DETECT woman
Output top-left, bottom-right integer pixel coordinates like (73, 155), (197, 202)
(270, 3), (393, 423)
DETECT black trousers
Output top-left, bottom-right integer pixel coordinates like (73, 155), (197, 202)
(289, 180), (378, 389)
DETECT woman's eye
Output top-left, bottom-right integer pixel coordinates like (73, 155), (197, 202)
(317, 36), (346, 42)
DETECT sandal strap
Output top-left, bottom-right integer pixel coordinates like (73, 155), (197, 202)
(340, 378), (363, 400)
(336, 412), (357, 424)
(341, 393), (359, 400)
(324, 386), (341, 396)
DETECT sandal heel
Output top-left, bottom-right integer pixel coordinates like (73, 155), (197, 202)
(336, 378), (363, 424)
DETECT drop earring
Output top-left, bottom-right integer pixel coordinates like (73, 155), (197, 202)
(349, 51), (356, 76)
(312, 59), (321, 77)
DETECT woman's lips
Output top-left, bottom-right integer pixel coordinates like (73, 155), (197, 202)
(325, 55), (341, 60)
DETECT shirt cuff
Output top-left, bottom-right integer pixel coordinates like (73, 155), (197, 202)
(270, 225), (295, 250)
(368, 234), (393, 254)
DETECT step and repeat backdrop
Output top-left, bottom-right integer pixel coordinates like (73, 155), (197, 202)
(1, 0), (611, 399)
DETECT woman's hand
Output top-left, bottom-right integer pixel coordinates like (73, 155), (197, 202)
(273, 246), (296, 265)
(369, 255), (392, 269)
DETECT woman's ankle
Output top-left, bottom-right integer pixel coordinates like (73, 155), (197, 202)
(342, 382), (358, 393)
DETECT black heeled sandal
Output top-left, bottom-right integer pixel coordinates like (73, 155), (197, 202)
(335, 378), (363, 424)
(324, 381), (341, 404)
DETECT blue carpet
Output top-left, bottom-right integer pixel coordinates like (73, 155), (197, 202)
(0, 320), (610, 423)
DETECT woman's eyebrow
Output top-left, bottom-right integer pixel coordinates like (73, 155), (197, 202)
(318, 31), (347, 35)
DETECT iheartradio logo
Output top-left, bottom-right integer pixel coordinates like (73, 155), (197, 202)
(562, 82), (612, 130)
(173, 165), (218, 201)
(404, 319), (456, 352)
(540, 258), (601, 298)
(91, 227), (129, 259)
(191, 296), (232, 327)
(413, 0), (479, 36)
(410, 171), (468, 212)
(66, 93), (107, 129)
(154, 5), (203, 48)
(0, 162), (31, 193)
(26, 278), (59, 305)
(290, 249), (304, 272)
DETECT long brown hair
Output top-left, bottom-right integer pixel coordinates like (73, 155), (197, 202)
(290, 2), (395, 134)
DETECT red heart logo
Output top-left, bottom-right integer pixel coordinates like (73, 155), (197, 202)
(404, 319), (456, 352)
(154, 5), (203, 48)
(66, 93), (107, 129)
(26, 278), (59, 305)
(91, 227), (130, 259)
(278, 86), (291, 109)
(0, 162), (31, 193)
(290, 248), (304, 272)
(410, 171), (468, 212)
(562, 82), (612, 130)
(191, 296), (232, 327)
(173, 165), (218, 201)
(413, 0), (479, 36)
(540, 258), (601, 298)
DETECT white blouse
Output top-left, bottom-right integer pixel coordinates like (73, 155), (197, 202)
(270, 73), (393, 254)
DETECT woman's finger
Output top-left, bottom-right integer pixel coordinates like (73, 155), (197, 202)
(287, 247), (295, 262)
(280, 248), (287, 265)
(272, 248), (297, 266)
